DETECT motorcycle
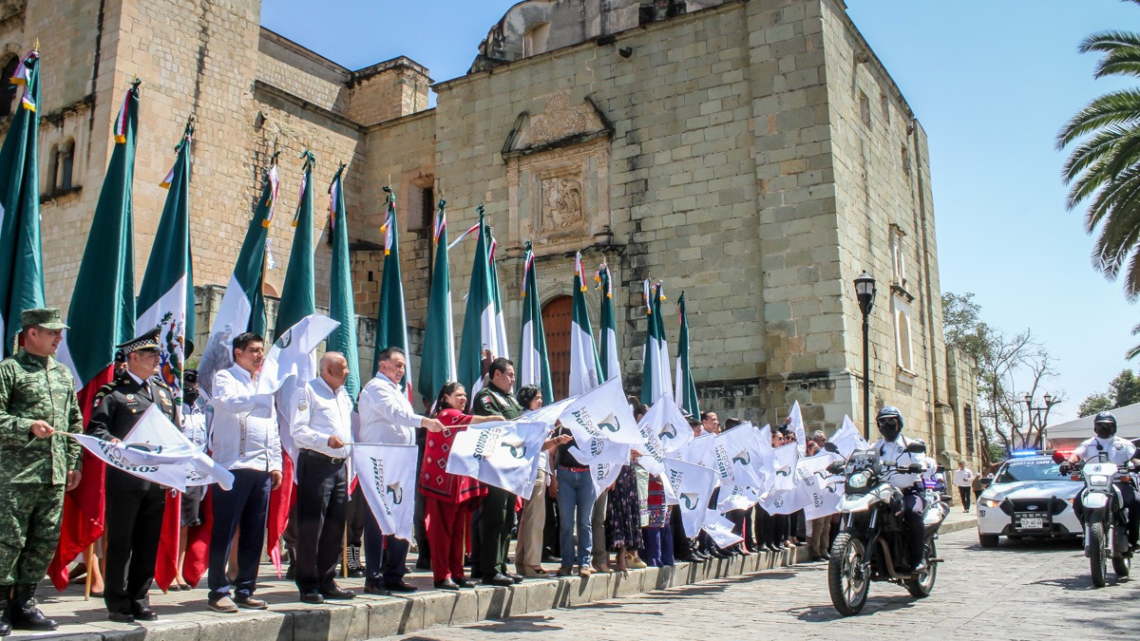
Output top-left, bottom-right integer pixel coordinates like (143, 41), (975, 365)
(1055, 451), (1138, 588)
(822, 440), (949, 616)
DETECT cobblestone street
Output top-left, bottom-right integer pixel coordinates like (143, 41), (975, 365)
(388, 529), (1140, 641)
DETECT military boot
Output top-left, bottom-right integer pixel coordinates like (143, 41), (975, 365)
(10, 584), (57, 632)
(0, 585), (12, 636)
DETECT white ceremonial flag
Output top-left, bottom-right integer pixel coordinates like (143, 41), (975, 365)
(711, 423), (766, 489)
(703, 512), (744, 548)
(680, 432), (716, 466)
(640, 394), (693, 455)
(788, 400), (807, 457)
(447, 420), (548, 496)
(796, 453), (842, 520)
(352, 443), (418, 541)
(717, 483), (760, 513)
(557, 377), (643, 446)
(770, 441), (801, 492)
(829, 415), (868, 460)
(663, 457), (717, 538)
(123, 405), (234, 490)
(256, 314), (340, 395)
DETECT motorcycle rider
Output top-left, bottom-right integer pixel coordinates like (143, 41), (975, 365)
(872, 406), (928, 573)
(1067, 412), (1140, 549)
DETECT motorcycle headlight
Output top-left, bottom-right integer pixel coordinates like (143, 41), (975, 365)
(980, 498), (1001, 509)
(848, 471), (870, 489)
(1089, 474), (1110, 487)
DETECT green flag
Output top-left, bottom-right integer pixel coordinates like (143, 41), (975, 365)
(457, 207), (501, 400)
(371, 186), (413, 402)
(569, 252), (601, 396)
(675, 292), (700, 416)
(327, 164), (360, 402)
(597, 263), (620, 384)
(487, 227), (510, 360)
(518, 241), (554, 402)
(0, 50), (44, 356)
(419, 199), (455, 406)
(275, 150), (316, 337)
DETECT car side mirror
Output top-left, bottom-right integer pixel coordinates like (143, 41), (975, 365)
(905, 441), (926, 454)
(979, 477), (993, 489)
(823, 442), (839, 454)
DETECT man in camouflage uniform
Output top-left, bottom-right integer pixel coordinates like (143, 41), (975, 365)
(0, 309), (84, 636)
(471, 357), (524, 586)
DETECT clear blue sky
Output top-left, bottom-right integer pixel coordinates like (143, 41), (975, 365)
(261, 0), (1140, 422)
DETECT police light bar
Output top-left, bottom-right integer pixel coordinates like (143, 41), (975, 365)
(1010, 449), (1043, 458)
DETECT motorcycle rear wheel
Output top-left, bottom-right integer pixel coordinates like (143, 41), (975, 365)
(828, 532), (869, 616)
(1089, 522), (1108, 588)
(905, 537), (937, 598)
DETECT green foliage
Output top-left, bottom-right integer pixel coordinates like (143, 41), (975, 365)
(942, 292), (991, 362)
(1080, 368), (1140, 416)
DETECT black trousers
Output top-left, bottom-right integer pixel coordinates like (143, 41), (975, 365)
(414, 434), (430, 563)
(345, 485), (367, 548)
(479, 487), (514, 576)
(903, 490), (926, 566)
(103, 486), (167, 614)
(957, 486), (972, 511)
(754, 506), (775, 548)
(294, 450), (348, 594)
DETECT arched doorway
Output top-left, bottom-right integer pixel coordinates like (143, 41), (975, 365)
(542, 296), (572, 400)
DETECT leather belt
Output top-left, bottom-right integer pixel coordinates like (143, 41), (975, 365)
(560, 465), (589, 472)
(301, 449), (346, 465)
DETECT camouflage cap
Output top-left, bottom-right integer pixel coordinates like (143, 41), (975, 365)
(21, 308), (68, 331)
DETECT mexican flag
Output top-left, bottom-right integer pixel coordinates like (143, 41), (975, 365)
(371, 186), (412, 401)
(518, 241), (553, 402)
(0, 50), (43, 357)
(487, 227), (510, 361)
(327, 164), (360, 402)
(266, 150), (317, 576)
(639, 281), (663, 405)
(50, 81), (142, 591)
(457, 208), (501, 401)
(674, 292), (700, 416)
(569, 252), (601, 396)
(596, 263), (620, 384)
(196, 152), (279, 399)
(419, 199), (456, 409)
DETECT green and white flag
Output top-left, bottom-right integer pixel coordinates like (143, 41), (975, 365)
(569, 252), (601, 396)
(197, 152), (279, 399)
(674, 292), (700, 416)
(518, 241), (553, 402)
(275, 150), (316, 339)
(371, 186), (412, 402)
(136, 118), (194, 405)
(419, 199), (456, 408)
(596, 264), (620, 384)
(487, 227), (510, 361)
(640, 281), (673, 405)
(457, 207), (501, 401)
(57, 82), (141, 397)
(327, 164), (360, 402)
(0, 50), (43, 357)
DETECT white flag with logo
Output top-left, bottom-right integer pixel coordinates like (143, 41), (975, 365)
(663, 457), (717, 538)
(680, 432), (716, 466)
(829, 415), (868, 460)
(788, 400), (807, 456)
(760, 441), (802, 515)
(717, 483), (760, 513)
(796, 453), (841, 520)
(352, 443), (418, 541)
(255, 314), (340, 395)
(447, 420), (548, 496)
(711, 424), (766, 489)
(557, 377), (642, 446)
(703, 511), (744, 548)
(640, 394), (693, 455)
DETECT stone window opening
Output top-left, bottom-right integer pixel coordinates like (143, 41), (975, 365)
(405, 177), (435, 231)
(964, 403), (975, 455)
(0, 55), (18, 118)
(893, 297), (915, 374)
(889, 225), (906, 289)
(522, 22), (551, 58)
(859, 91), (871, 128)
(901, 145), (911, 175)
(880, 93), (890, 125)
(52, 139), (75, 191)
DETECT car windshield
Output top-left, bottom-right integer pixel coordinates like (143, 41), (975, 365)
(994, 458), (1065, 483)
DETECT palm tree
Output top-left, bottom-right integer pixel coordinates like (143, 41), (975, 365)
(1059, 2), (1140, 301)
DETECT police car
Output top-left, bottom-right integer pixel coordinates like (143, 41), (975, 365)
(976, 451), (1082, 547)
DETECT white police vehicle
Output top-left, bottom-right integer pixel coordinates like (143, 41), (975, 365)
(976, 451), (1082, 547)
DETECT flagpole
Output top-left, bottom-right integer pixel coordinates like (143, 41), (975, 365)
(342, 530), (348, 579)
(84, 543), (93, 601)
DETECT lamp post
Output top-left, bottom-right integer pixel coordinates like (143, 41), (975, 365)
(1024, 392), (1059, 449)
(854, 272), (877, 440)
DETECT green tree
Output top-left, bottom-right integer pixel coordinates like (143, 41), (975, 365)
(1059, 1), (1140, 300)
(1079, 369), (1140, 415)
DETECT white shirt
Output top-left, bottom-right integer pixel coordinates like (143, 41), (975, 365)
(290, 376), (353, 459)
(181, 400), (210, 452)
(209, 364), (282, 472)
(358, 373), (423, 445)
(953, 467), (974, 487)
(873, 436), (927, 489)
(1074, 436), (1137, 466)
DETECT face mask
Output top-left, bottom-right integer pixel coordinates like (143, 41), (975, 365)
(878, 421), (900, 442)
(184, 387), (199, 406)
(1094, 424), (1114, 439)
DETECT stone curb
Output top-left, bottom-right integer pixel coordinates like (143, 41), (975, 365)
(25, 547), (811, 641)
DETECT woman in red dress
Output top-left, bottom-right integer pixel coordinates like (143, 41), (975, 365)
(421, 382), (503, 590)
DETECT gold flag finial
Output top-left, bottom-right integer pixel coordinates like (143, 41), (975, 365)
(33, 38), (39, 54)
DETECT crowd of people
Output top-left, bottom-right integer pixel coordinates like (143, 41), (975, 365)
(0, 308), (839, 634)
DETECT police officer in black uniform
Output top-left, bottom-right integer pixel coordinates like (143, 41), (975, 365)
(86, 328), (179, 623)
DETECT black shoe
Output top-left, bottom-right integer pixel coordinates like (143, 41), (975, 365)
(11, 585), (57, 631)
(506, 572), (524, 584)
(321, 586), (356, 600)
(482, 573), (514, 587)
(434, 579), (460, 591)
(131, 606), (158, 621)
(913, 560), (928, 574)
(821, 551), (831, 560)
(285, 564), (296, 581)
(766, 544), (781, 553)
(300, 592), (324, 604)
(415, 557), (432, 571)
(384, 581), (417, 593)
(108, 612), (135, 624)
(469, 569), (483, 580)
(455, 578), (473, 589)
(363, 585), (390, 596)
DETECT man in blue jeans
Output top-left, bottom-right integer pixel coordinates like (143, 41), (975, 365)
(553, 426), (597, 577)
(206, 333), (283, 613)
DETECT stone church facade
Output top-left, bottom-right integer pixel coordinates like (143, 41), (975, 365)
(0, 0), (980, 466)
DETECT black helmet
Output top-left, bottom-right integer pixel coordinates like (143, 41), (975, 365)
(876, 406), (904, 441)
(1093, 412), (1117, 439)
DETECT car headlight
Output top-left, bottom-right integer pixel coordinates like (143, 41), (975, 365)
(979, 498), (1001, 509)
(1089, 474), (1110, 487)
(848, 471), (870, 489)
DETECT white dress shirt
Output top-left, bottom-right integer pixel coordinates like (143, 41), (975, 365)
(181, 399), (210, 452)
(873, 436), (927, 489)
(1074, 436), (1138, 466)
(209, 364), (282, 473)
(358, 373), (423, 444)
(290, 376), (353, 459)
(952, 467), (974, 487)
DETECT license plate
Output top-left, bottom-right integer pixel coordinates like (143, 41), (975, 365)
(1016, 516), (1045, 530)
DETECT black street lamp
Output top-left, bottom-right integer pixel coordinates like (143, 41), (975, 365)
(1024, 392), (1059, 449)
(854, 271), (877, 440)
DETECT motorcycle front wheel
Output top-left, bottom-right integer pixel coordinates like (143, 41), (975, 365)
(905, 537), (937, 598)
(828, 532), (869, 616)
(1089, 522), (1108, 588)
